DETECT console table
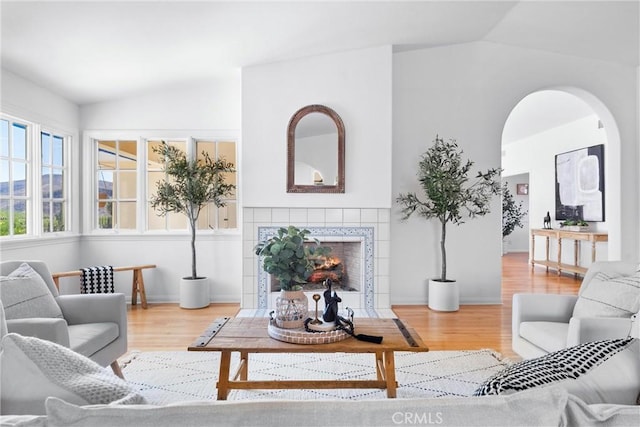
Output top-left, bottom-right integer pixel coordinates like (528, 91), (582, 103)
(530, 229), (608, 277)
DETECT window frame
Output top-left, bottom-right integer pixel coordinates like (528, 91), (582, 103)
(95, 138), (140, 231)
(1, 113), (72, 240)
(85, 130), (239, 236)
(40, 129), (69, 234)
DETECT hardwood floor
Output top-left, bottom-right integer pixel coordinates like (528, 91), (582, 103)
(124, 252), (581, 360)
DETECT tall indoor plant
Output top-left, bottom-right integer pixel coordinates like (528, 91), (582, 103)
(255, 225), (331, 328)
(151, 141), (235, 308)
(396, 135), (501, 311)
(502, 182), (527, 254)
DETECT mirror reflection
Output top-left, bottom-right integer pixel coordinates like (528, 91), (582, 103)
(287, 105), (345, 193)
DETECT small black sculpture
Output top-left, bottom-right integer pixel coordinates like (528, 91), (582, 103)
(543, 211), (552, 229)
(322, 279), (342, 323)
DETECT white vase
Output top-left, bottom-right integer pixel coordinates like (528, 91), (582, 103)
(275, 289), (308, 329)
(180, 277), (210, 309)
(428, 279), (459, 312)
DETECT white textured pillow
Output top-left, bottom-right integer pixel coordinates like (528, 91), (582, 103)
(0, 301), (7, 337)
(475, 339), (640, 405)
(573, 271), (640, 318)
(0, 263), (63, 320)
(0, 333), (145, 415)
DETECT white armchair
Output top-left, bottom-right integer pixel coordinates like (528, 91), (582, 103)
(512, 261), (639, 359)
(0, 260), (127, 377)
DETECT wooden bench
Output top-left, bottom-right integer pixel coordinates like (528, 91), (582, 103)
(52, 264), (156, 309)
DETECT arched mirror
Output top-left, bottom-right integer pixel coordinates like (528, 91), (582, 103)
(287, 104), (345, 193)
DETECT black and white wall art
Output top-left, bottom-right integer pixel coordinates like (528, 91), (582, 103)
(555, 144), (605, 221)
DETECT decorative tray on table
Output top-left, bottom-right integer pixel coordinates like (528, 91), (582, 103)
(267, 308), (354, 345)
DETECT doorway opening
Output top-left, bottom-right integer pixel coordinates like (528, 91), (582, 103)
(501, 89), (616, 273)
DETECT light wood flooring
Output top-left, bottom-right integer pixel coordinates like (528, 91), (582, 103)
(125, 253), (581, 360)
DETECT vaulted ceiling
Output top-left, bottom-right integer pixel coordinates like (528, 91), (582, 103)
(1, 1), (638, 106)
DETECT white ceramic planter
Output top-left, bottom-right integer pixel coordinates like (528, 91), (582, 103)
(428, 279), (459, 312)
(180, 277), (210, 309)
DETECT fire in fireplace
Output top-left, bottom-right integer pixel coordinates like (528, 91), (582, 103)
(269, 241), (361, 292)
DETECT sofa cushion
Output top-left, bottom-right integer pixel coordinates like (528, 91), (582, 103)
(475, 338), (640, 405)
(68, 323), (119, 358)
(519, 321), (569, 353)
(0, 263), (63, 320)
(44, 387), (571, 427)
(0, 333), (145, 415)
(573, 271), (640, 318)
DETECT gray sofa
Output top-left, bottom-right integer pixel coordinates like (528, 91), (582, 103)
(1, 386), (639, 427)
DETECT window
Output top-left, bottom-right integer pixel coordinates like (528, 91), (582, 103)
(1, 115), (70, 238)
(1, 119), (30, 236)
(41, 131), (67, 233)
(96, 140), (137, 230)
(146, 138), (237, 231)
(93, 135), (238, 233)
(195, 140), (237, 230)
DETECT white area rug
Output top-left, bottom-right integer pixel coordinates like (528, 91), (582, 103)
(121, 350), (511, 405)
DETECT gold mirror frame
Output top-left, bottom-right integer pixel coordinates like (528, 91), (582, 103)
(287, 104), (345, 193)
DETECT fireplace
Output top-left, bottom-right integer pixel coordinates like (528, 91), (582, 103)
(269, 241), (362, 292)
(242, 207), (391, 317)
(257, 226), (375, 315)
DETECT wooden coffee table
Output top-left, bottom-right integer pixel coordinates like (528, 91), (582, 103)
(188, 317), (428, 400)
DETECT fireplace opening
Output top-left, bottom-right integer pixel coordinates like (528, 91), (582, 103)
(269, 241), (362, 292)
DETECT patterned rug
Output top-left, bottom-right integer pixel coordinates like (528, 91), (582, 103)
(121, 350), (511, 405)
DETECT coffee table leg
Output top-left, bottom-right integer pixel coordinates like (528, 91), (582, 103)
(384, 351), (397, 398)
(240, 351), (248, 381)
(217, 351), (231, 400)
(375, 351), (384, 381)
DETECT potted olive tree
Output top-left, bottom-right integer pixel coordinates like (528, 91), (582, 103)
(151, 142), (235, 309)
(502, 182), (527, 254)
(255, 225), (331, 328)
(396, 135), (501, 311)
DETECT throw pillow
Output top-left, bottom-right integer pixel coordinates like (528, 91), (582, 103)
(474, 338), (640, 405)
(0, 301), (7, 337)
(573, 271), (640, 318)
(0, 263), (63, 320)
(0, 333), (145, 415)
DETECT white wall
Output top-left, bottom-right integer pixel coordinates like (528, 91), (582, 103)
(80, 75), (241, 130)
(0, 70), (83, 276)
(391, 41), (639, 305)
(242, 45), (393, 208)
(1, 69), (79, 132)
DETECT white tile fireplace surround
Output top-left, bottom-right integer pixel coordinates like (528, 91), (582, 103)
(242, 208), (393, 318)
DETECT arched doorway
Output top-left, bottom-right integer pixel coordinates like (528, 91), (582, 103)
(501, 88), (621, 268)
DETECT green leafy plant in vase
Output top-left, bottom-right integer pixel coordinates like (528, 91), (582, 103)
(396, 135), (501, 311)
(255, 225), (331, 328)
(502, 182), (527, 253)
(150, 141), (235, 309)
(560, 219), (589, 232)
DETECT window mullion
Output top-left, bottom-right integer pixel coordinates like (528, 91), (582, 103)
(137, 137), (145, 232)
(30, 123), (41, 236)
